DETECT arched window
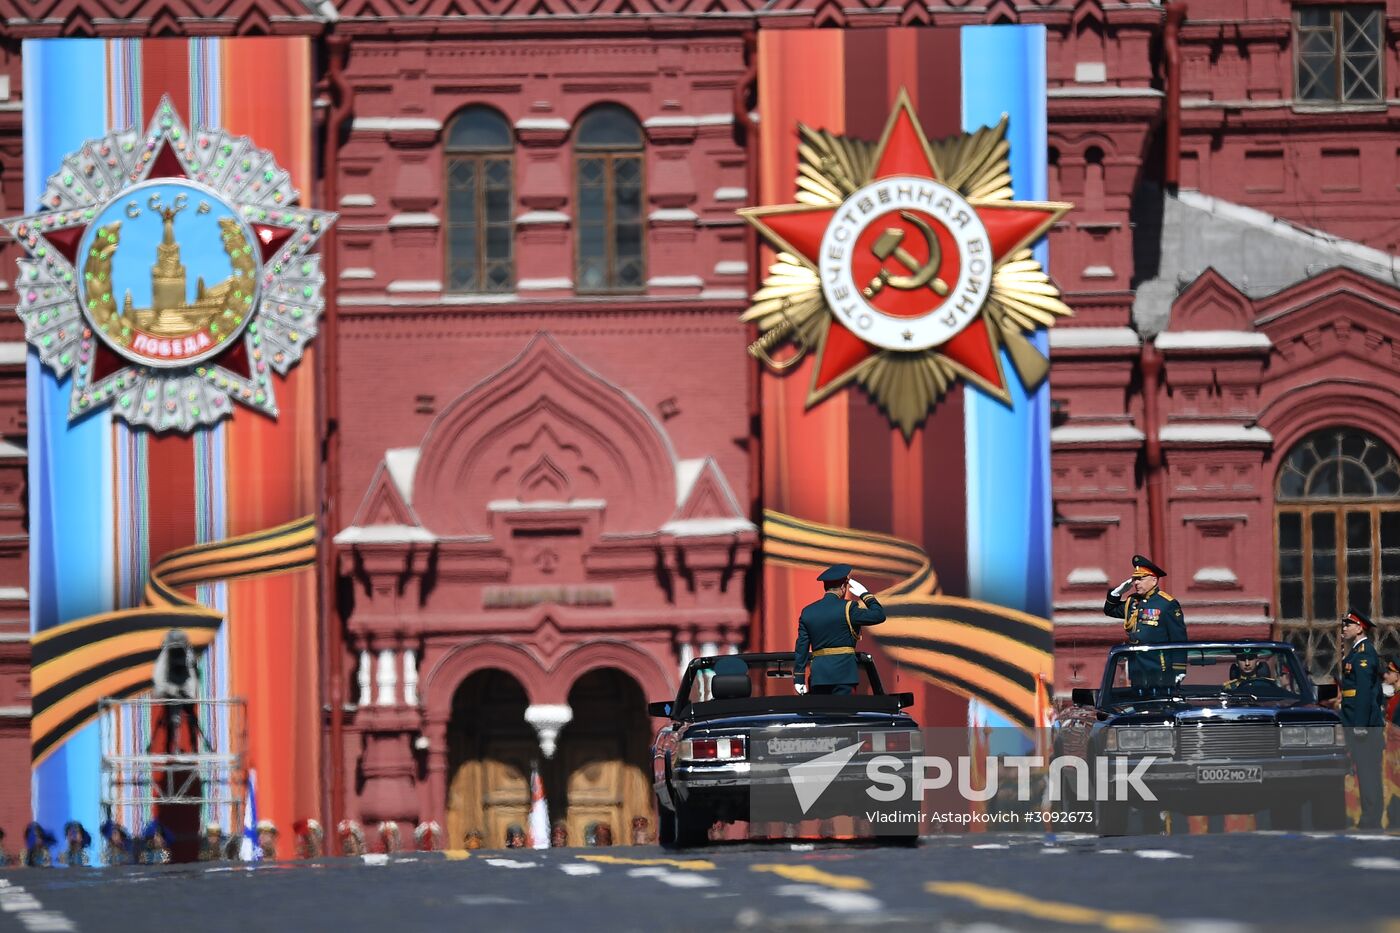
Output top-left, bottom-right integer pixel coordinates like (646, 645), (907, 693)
(1275, 427), (1400, 675)
(446, 106), (514, 293)
(574, 105), (644, 293)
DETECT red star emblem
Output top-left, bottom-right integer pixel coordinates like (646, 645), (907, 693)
(741, 90), (1069, 410)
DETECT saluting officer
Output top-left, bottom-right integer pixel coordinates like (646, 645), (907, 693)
(1103, 555), (1188, 686)
(1338, 609), (1385, 829)
(794, 564), (886, 696)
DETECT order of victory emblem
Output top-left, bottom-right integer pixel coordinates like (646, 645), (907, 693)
(4, 97), (335, 432)
(740, 90), (1072, 437)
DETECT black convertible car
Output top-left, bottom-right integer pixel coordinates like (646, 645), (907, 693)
(1056, 641), (1349, 834)
(649, 652), (919, 848)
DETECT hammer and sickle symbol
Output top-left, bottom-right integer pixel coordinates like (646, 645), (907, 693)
(861, 210), (951, 299)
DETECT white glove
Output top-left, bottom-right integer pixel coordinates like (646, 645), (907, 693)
(1110, 577), (1134, 599)
(794, 683), (808, 696)
(847, 578), (868, 598)
(1174, 673), (1186, 685)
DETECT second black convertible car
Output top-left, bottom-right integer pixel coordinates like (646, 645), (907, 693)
(1056, 641), (1349, 834)
(649, 652), (919, 848)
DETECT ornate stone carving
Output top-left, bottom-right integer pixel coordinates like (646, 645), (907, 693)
(413, 333), (677, 536)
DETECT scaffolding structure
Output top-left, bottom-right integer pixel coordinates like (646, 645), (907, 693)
(99, 697), (248, 840)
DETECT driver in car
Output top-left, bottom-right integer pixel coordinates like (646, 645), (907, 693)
(1224, 649), (1275, 690)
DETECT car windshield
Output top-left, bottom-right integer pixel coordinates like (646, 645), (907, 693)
(1105, 645), (1307, 706)
(679, 656), (877, 706)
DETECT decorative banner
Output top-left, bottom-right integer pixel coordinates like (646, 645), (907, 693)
(29, 515), (315, 766)
(754, 27), (1056, 738)
(741, 88), (1069, 437)
(764, 510), (1052, 728)
(5, 95), (333, 431)
(23, 36), (323, 862)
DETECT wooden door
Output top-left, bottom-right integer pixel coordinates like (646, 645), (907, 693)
(557, 669), (653, 845)
(446, 670), (534, 849)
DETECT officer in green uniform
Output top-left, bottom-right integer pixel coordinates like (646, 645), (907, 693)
(1338, 610), (1385, 829)
(1224, 648), (1276, 691)
(1103, 555), (1188, 687)
(794, 564), (886, 696)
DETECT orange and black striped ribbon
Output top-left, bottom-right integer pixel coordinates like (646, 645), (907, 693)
(765, 509), (1053, 729)
(30, 515), (317, 765)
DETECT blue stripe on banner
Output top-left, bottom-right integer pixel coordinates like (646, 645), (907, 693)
(191, 36), (232, 833)
(24, 37), (114, 865)
(960, 25), (1053, 620)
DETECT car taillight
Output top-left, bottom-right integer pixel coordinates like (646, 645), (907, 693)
(857, 730), (919, 753)
(679, 737), (747, 762)
(884, 732), (913, 753)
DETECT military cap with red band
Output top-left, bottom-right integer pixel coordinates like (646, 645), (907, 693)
(1342, 610), (1374, 632)
(1130, 554), (1167, 578)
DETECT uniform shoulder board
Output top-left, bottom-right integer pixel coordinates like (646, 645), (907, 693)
(1158, 591), (1173, 601)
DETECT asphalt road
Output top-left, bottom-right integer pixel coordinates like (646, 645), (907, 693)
(4, 832), (1399, 932)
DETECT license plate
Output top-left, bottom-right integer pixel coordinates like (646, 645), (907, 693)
(1196, 765), (1262, 784)
(767, 737), (839, 755)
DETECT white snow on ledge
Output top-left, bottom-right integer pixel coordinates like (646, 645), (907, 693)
(1155, 331), (1272, 351)
(335, 525), (437, 545)
(1193, 566), (1239, 585)
(1049, 327), (1141, 350)
(662, 517), (757, 537)
(1159, 424), (1273, 444)
(1051, 425), (1145, 444)
(352, 117), (442, 133)
(487, 499), (607, 513)
(1067, 567), (1109, 586)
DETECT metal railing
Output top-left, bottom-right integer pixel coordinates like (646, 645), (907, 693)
(98, 697), (248, 835)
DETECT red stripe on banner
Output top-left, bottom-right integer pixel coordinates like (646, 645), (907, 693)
(219, 37), (321, 838)
(844, 30), (894, 542)
(840, 32), (905, 702)
(757, 29), (849, 680)
(140, 38), (190, 124)
(913, 28), (971, 730)
(139, 39), (198, 603)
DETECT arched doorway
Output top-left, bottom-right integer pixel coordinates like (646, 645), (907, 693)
(1275, 426), (1400, 676)
(553, 669), (654, 846)
(446, 669), (535, 850)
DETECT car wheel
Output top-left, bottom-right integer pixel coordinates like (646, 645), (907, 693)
(656, 797), (676, 847)
(1093, 789), (1130, 837)
(666, 803), (712, 849)
(881, 833), (919, 848)
(1308, 778), (1347, 831)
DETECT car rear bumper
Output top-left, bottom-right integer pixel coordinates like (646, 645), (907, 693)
(670, 756), (918, 821)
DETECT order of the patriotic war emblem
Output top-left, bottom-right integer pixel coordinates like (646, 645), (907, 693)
(4, 97), (335, 432)
(740, 90), (1071, 437)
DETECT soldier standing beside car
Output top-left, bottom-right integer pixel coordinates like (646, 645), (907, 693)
(1103, 555), (1188, 687)
(1337, 610), (1385, 830)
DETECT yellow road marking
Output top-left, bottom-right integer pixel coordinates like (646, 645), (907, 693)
(577, 854), (716, 870)
(926, 881), (1163, 932)
(751, 864), (872, 891)
(443, 850), (471, 861)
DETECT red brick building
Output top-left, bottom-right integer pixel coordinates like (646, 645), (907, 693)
(1, 0), (1398, 846)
